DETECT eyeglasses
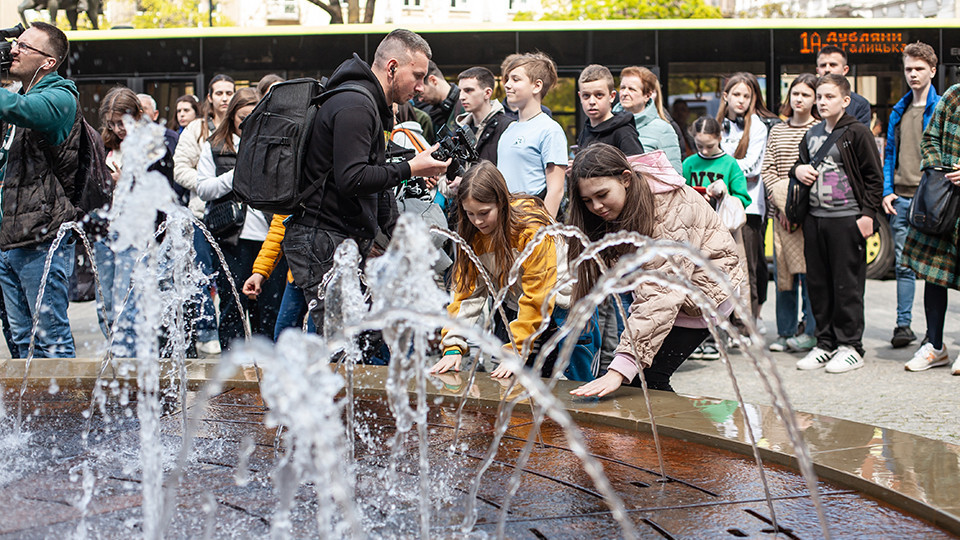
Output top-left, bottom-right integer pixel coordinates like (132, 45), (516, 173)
(12, 39), (55, 59)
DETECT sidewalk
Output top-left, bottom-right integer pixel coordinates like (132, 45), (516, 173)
(3, 279), (959, 445)
(671, 279), (960, 446)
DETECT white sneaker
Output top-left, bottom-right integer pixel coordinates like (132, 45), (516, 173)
(198, 340), (222, 355)
(952, 354), (960, 376)
(756, 317), (767, 336)
(796, 347), (834, 370)
(904, 343), (949, 372)
(825, 346), (864, 373)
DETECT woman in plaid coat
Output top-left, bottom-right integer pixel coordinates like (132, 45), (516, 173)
(901, 83), (960, 373)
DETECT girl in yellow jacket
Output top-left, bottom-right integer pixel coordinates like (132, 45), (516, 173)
(429, 161), (598, 381)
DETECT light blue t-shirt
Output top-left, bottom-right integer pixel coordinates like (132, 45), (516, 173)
(496, 113), (568, 196)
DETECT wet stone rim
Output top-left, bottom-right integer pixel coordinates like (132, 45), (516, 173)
(3, 358), (959, 536)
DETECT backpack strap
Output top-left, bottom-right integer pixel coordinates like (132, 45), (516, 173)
(391, 127), (429, 153)
(298, 83), (383, 206)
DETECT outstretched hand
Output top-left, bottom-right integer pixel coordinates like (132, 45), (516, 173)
(430, 353), (461, 374)
(490, 362), (515, 379)
(569, 370), (627, 398)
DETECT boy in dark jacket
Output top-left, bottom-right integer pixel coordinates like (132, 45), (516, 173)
(575, 64), (643, 155)
(790, 73), (883, 374)
(455, 66), (513, 165)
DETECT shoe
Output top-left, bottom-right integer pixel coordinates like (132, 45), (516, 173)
(756, 317), (767, 335)
(891, 326), (917, 349)
(700, 343), (720, 360)
(825, 346), (864, 373)
(689, 346), (703, 360)
(796, 347), (834, 370)
(198, 340), (222, 355)
(953, 354), (960, 376)
(768, 336), (789, 352)
(904, 343), (949, 372)
(786, 334), (817, 353)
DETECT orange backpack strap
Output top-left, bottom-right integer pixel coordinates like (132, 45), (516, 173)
(391, 127), (429, 153)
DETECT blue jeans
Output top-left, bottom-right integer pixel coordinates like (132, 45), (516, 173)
(274, 280), (314, 341)
(889, 195), (916, 327)
(0, 236), (76, 357)
(773, 251), (815, 338)
(192, 225), (218, 343)
(93, 239), (138, 356)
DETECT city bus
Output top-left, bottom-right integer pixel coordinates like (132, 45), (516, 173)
(61, 18), (960, 277)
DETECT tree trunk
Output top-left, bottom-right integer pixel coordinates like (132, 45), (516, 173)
(305, 0), (344, 23)
(363, 0), (376, 23)
(347, 0), (360, 23)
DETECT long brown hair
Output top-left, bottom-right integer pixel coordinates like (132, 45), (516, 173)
(566, 143), (656, 301)
(778, 73), (822, 120)
(199, 74), (236, 141)
(208, 87), (259, 154)
(99, 86), (142, 151)
(715, 72), (775, 159)
(453, 161), (551, 293)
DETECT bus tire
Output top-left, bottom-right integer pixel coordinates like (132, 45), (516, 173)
(866, 217), (894, 280)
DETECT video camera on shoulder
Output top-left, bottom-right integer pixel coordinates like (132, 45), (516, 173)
(0, 24), (25, 76)
(432, 125), (479, 178)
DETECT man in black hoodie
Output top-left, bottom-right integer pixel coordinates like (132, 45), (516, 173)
(575, 64), (644, 155)
(283, 29), (450, 330)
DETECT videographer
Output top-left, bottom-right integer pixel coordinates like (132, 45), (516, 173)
(0, 22), (78, 357)
(283, 28), (449, 331)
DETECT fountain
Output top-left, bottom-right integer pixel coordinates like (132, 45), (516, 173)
(2, 118), (959, 539)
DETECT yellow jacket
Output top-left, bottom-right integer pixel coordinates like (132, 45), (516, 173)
(441, 200), (570, 357)
(252, 214), (291, 282)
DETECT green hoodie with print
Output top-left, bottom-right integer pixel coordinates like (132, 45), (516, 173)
(682, 151), (751, 209)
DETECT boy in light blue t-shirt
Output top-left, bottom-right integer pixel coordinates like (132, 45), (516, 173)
(496, 52), (568, 218)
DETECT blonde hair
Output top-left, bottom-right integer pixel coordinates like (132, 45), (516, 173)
(502, 52), (559, 98)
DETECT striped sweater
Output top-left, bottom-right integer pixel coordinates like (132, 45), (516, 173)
(761, 118), (819, 289)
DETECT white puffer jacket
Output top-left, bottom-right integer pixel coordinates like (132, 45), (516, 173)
(173, 117), (208, 219)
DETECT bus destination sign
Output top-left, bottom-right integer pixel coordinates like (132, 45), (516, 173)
(800, 31), (906, 54)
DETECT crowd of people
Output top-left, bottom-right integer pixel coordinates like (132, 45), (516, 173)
(1, 26), (958, 396)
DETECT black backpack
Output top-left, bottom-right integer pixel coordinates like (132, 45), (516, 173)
(75, 116), (114, 216)
(41, 104), (114, 238)
(233, 78), (377, 215)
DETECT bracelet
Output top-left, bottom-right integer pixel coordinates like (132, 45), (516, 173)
(443, 349), (461, 356)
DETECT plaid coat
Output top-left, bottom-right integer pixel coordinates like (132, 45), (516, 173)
(902, 84), (960, 289)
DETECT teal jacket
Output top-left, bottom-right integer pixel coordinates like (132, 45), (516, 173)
(615, 100), (683, 173)
(0, 73), (78, 172)
(0, 73), (81, 248)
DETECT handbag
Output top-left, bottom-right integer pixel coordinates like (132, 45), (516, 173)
(785, 126), (848, 225)
(908, 166), (960, 235)
(203, 196), (246, 239)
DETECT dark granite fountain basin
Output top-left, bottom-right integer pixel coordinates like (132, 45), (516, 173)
(2, 359), (958, 538)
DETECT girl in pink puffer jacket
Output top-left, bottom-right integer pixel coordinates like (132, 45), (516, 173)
(567, 144), (745, 397)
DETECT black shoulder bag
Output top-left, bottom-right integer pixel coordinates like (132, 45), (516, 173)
(785, 126), (848, 225)
(908, 166), (960, 235)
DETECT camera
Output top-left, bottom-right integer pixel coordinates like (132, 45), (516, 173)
(0, 24), (25, 75)
(386, 140), (432, 201)
(432, 125), (479, 178)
